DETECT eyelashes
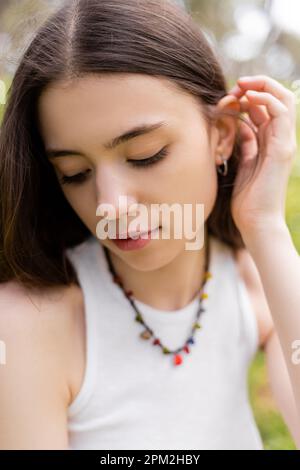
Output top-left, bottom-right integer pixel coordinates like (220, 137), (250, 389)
(60, 169), (91, 186)
(127, 146), (169, 168)
(59, 146), (169, 186)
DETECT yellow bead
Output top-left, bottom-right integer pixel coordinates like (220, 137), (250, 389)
(200, 293), (208, 299)
(204, 271), (212, 280)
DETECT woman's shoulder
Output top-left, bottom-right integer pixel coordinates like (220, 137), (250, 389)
(0, 279), (83, 323)
(0, 280), (85, 448)
(0, 279), (85, 408)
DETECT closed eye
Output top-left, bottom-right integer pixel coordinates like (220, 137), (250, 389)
(59, 146), (169, 186)
(60, 169), (92, 186)
(127, 146), (169, 168)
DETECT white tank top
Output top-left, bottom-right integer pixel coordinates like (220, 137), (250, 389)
(65, 234), (263, 450)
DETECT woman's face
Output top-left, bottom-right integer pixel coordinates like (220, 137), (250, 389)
(37, 73), (233, 270)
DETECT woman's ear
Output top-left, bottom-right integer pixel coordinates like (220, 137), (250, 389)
(211, 95), (240, 166)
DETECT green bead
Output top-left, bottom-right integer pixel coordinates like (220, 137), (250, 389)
(135, 313), (143, 323)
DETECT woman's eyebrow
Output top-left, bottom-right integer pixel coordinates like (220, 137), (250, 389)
(46, 120), (168, 159)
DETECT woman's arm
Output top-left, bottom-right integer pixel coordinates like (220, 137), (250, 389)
(265, 328), (300, 448)
(236, 247), (300, 448)
(228, 75), (300, 434)
(0, 281), (74, 449)
(243, 223), (300, 440)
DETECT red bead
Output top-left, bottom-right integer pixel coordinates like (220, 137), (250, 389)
(113, 275), (121, 284)
(173, 354), (183, 366)
(125, 290), (133, 297)
(183, 345), (190, 354)
(153, 338), (161, 346)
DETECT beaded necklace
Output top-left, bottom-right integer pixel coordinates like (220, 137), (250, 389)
(103, 237), (212, 366)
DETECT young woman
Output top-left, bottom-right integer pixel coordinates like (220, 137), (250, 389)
(0, 0), (299, 450)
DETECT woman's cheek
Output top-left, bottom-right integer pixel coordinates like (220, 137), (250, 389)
(62, 185), (98, 231)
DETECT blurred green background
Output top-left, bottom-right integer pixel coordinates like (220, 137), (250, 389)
(0, 0), (300, 450)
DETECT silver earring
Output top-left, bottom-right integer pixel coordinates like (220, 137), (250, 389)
(217, 155), (228, 176)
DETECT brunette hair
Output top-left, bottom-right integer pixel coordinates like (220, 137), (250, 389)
(0, 0), (254, 290)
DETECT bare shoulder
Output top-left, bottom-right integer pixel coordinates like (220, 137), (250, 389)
(0, 280), (85, 449)
(0, 280), (84, 344)
(0, 276), (82, 304)
(233, 248), (274, 349)
(0, 279), (85, 396)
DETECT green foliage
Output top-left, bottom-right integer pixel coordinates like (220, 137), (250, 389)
(0, 75), (10, 122)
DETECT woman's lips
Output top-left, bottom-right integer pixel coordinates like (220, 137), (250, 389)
(115, 227), (160, 240)
(111, 226), (161, 251)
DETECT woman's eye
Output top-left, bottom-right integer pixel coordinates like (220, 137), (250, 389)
(59, 147), (169, 186)
(60, 169), (91, 186)
(127, 146), (169, 168)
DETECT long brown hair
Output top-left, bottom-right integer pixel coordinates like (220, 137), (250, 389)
(0, 0), (253, 290)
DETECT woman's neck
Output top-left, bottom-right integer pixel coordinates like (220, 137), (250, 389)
(107, 234), (209, 312)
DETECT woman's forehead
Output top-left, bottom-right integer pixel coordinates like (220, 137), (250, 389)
(38, 74), (186, 114)
(37, 74), (206, 147)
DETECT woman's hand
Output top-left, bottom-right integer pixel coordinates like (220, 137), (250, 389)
(228, 75), (297, 243)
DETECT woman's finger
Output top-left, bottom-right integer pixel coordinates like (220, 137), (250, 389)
(237, 75), (296, 112)
(238, 121), (258, 162)
(227, 84), (244, 98)
(246, 90), (296, 159)
(240, 96), (270, 127)
(245, 90), (288, 118)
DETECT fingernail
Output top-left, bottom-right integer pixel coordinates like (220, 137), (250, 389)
(238, 76), (252, 81)
(228, 85), (241, 94)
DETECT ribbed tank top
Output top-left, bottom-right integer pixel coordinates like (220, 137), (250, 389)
(65, 234), (263, 450)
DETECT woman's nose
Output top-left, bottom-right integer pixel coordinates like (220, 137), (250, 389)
(95, 165), (137, 221)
